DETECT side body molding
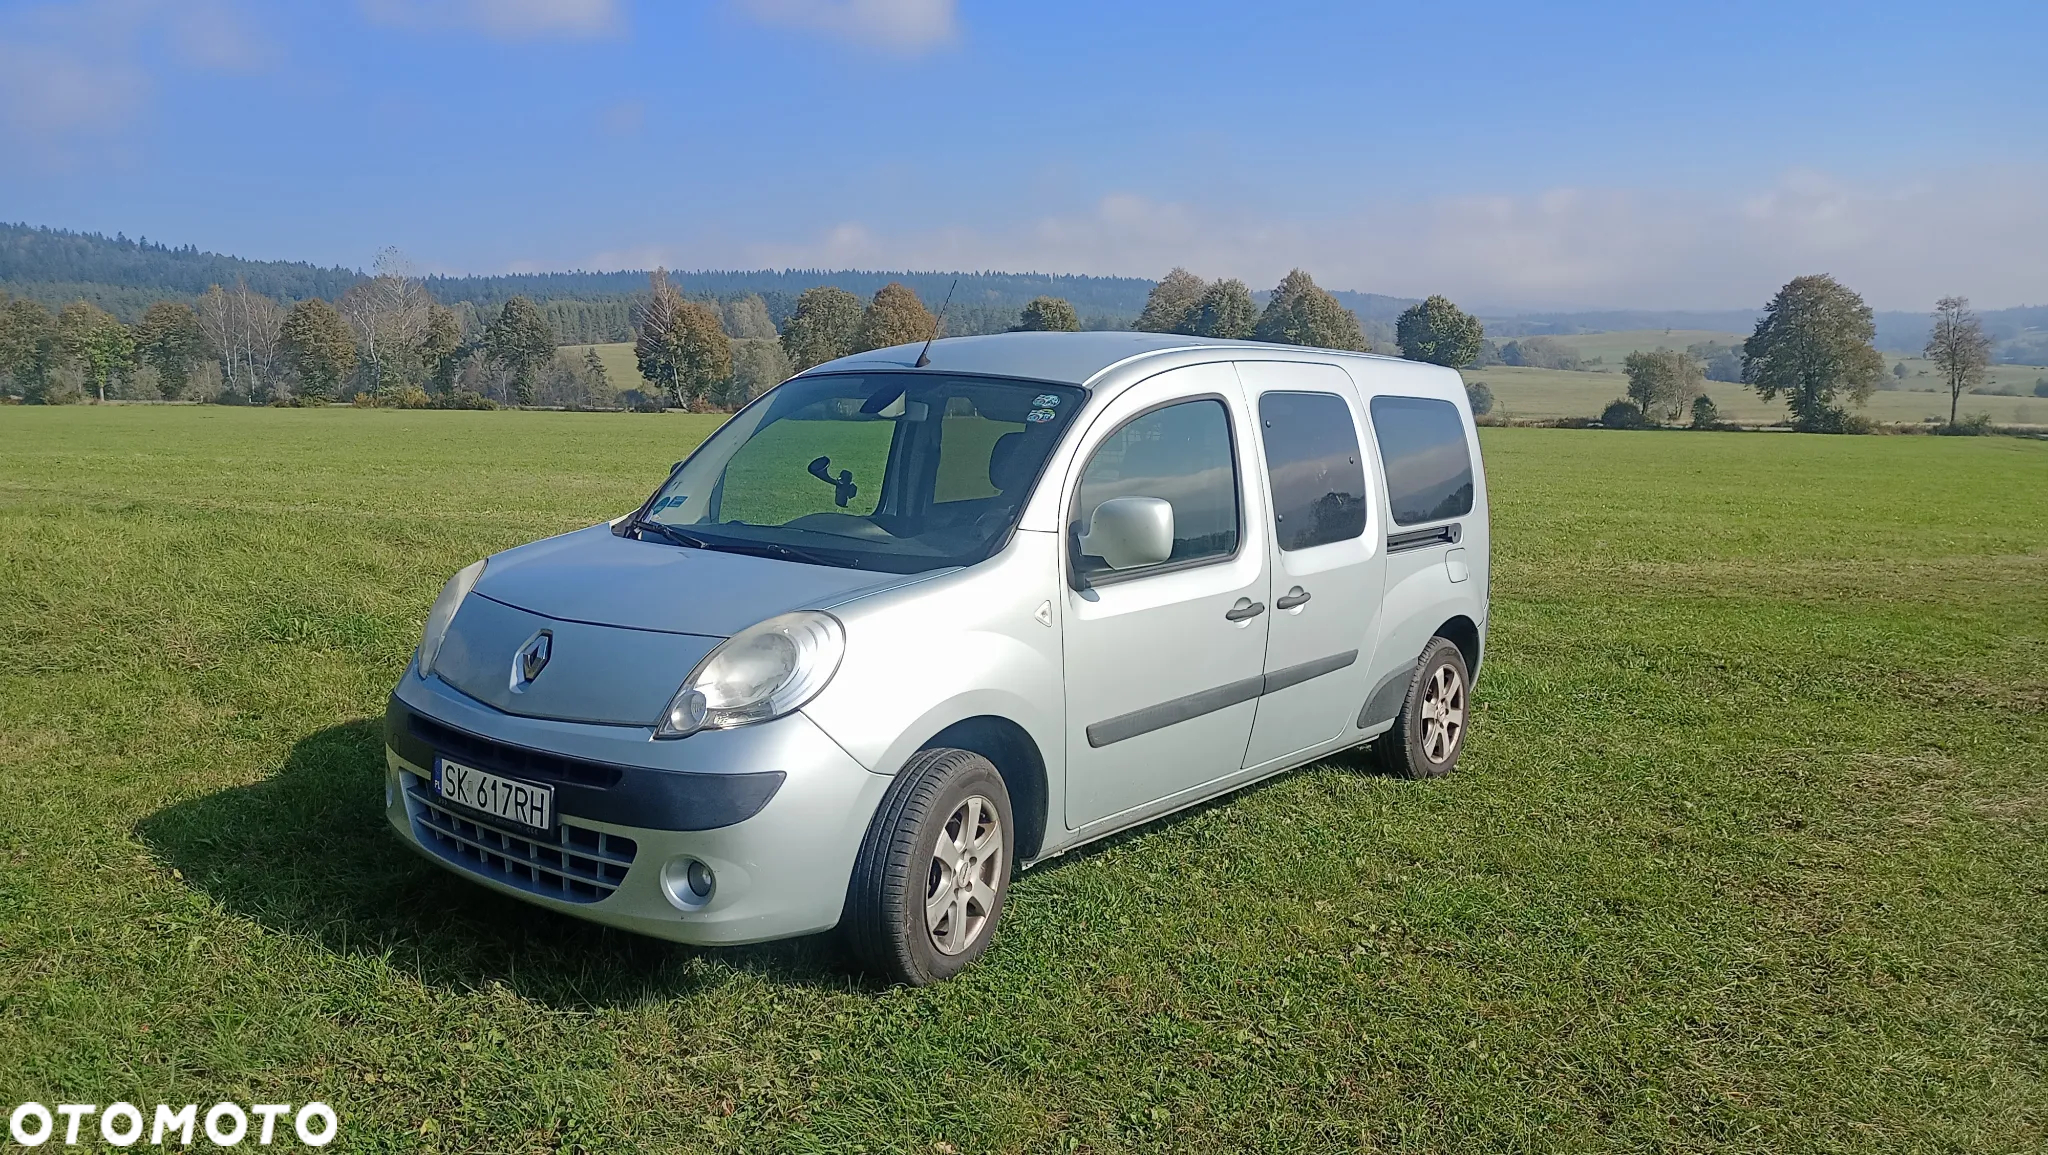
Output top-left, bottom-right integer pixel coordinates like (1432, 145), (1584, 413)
(1086, 650), (1359, 748)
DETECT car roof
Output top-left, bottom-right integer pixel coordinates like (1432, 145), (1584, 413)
(796, 330), (1412, 388)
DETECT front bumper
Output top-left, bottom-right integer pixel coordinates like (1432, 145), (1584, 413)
(385, 667), (891, 946)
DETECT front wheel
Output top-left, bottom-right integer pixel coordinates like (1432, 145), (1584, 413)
(1374, 637), (1470, 780)
(843, 747), (1014, 985)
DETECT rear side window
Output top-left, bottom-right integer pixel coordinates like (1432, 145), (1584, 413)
(1258, 391), (1368, 550)
(1073, 399), (1240, 579)
(1368, 396), (1474, 526)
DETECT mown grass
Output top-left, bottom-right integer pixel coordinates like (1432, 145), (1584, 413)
(2, 407), (2044, 1154)
(1461, 364), (2048, 425)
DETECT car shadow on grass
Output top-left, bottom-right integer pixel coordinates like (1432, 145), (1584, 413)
(136, 719), (857, 1007)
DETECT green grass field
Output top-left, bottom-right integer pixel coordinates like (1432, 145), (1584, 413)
(1533, 329), (1748, 366)
(1463, 365), (2048, 426)
(561, 341), (653, 395)
(3, 408), (2045, 1153)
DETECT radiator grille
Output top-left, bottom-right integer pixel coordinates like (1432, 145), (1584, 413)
(402, 773), (635, 904)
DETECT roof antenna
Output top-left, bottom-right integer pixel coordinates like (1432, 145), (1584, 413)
(914, 277), (957, 367)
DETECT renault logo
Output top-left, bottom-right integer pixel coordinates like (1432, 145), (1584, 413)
(512, 630), (553, 691)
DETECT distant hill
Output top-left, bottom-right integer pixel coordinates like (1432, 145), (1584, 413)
(0, 223), (364, 314)
(4, 222), (2041, 361)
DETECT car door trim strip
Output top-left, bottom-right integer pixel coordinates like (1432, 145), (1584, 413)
(1086, 649), (1360, 748)
(1260, 649), (1358, 695)
(1087, 675), (1265, 748)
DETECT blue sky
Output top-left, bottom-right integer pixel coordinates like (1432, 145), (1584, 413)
(2, 0), (2043, 310)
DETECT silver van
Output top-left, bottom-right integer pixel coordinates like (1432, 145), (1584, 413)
(385, 332), (1489, 984)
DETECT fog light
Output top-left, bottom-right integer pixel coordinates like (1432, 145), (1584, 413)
(660, 857), (716, 911)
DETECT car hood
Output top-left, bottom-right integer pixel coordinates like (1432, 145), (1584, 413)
(472, 522), (929, 638)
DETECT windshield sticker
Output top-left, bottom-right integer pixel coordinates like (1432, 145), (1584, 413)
(1032, 394), (1060, 407)
(653, 495), (687, 513)
(1026, 408), (1057, 424)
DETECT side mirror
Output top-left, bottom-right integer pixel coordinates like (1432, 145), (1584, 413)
(1082, 497), (1174, 570)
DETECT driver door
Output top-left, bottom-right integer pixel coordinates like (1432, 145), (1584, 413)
(1060, 364), (1272, 829)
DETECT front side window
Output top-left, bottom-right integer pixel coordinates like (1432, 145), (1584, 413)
(641, 372), (1083, 573)
(1258, 391), (1368, 550)
(1368, 396), (1474, 526)
(1072, 398), (1239, 580)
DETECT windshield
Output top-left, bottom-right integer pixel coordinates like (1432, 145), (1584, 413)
(635, 372), (1086, 573)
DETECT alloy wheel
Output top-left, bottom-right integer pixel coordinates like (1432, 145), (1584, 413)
(1419, 664), (1465, 764)
(925, 794), (1003, 955)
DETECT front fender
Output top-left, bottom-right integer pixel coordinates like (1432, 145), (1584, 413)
(802, 531), (1065, 779)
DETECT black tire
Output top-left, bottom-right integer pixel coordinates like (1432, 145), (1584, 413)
(843, 747), (1014, 986)
(1373, 637), (1471, 780)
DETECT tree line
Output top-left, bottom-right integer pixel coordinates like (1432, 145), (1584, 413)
(0, 248), (2008, 432)
(0, 262), (1163, 410)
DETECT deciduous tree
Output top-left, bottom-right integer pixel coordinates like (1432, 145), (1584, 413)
(0, 297), (61, 401)
(855, 283), (936, 352)
(1464, 380), (1495, 416)
(58, 302), (135, 403)
(197, 280), (284, 400)
(485, 295), (555, 405)
(1925, 295), (1992, 429)
(1255, 269), (1369, 351)
(635, 269), (690, 403)
(1500, 335), (1579, 370)
(1191, 279), (1256, 339)
(721, 294), (777, 340)
(1622, 348), (1705, 423)
(720, 339), (791, 408)
(133, 301), (211, 398)
(1395, 295), (1483, 367)
(669, 300), (732, 410)
(1015, 296), (1080, 332)
(277, 298), (356, 401)
(779, 286), (864, 371)
(1742, 274), (1884, 431)
(419, 304), (464, 395)
(1135, 267), (1206, 334)
(339, 248), (434, 394)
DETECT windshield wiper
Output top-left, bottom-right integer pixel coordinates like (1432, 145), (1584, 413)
(711, 538), (850, 567)
(628, 517), (711, 549)
(631, 517), (847, 567)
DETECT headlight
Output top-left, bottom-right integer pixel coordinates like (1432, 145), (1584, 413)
(656, 611), (845, 738)
(417, 559), (486, 678)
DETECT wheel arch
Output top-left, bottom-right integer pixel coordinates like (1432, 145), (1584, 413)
(923, 715), (1049, 862)
(1434, 614), (1482, 680)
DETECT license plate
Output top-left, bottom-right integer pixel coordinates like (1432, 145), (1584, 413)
(434, 757), (553, 831)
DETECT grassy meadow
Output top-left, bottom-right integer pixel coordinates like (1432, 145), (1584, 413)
(560, 341), (647, 394)
(2, 406), (2045, 1153)
(1463, 364), (2048, 425)
(1479, 329), (2048, 425)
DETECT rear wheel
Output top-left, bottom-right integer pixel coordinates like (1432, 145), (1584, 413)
(843, 747), (1014, 986)
(1374, 637), (1470, 780)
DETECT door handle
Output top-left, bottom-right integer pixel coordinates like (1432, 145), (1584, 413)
(1224, 598), (1265, 622)
(1275, 586), (1310, 610)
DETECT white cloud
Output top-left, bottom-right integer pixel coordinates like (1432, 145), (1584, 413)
(361, 0), (621, 39)
(710, 168), (2048, 312)
(0, 0), (269, 166)
(734, 0), (956, 53)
